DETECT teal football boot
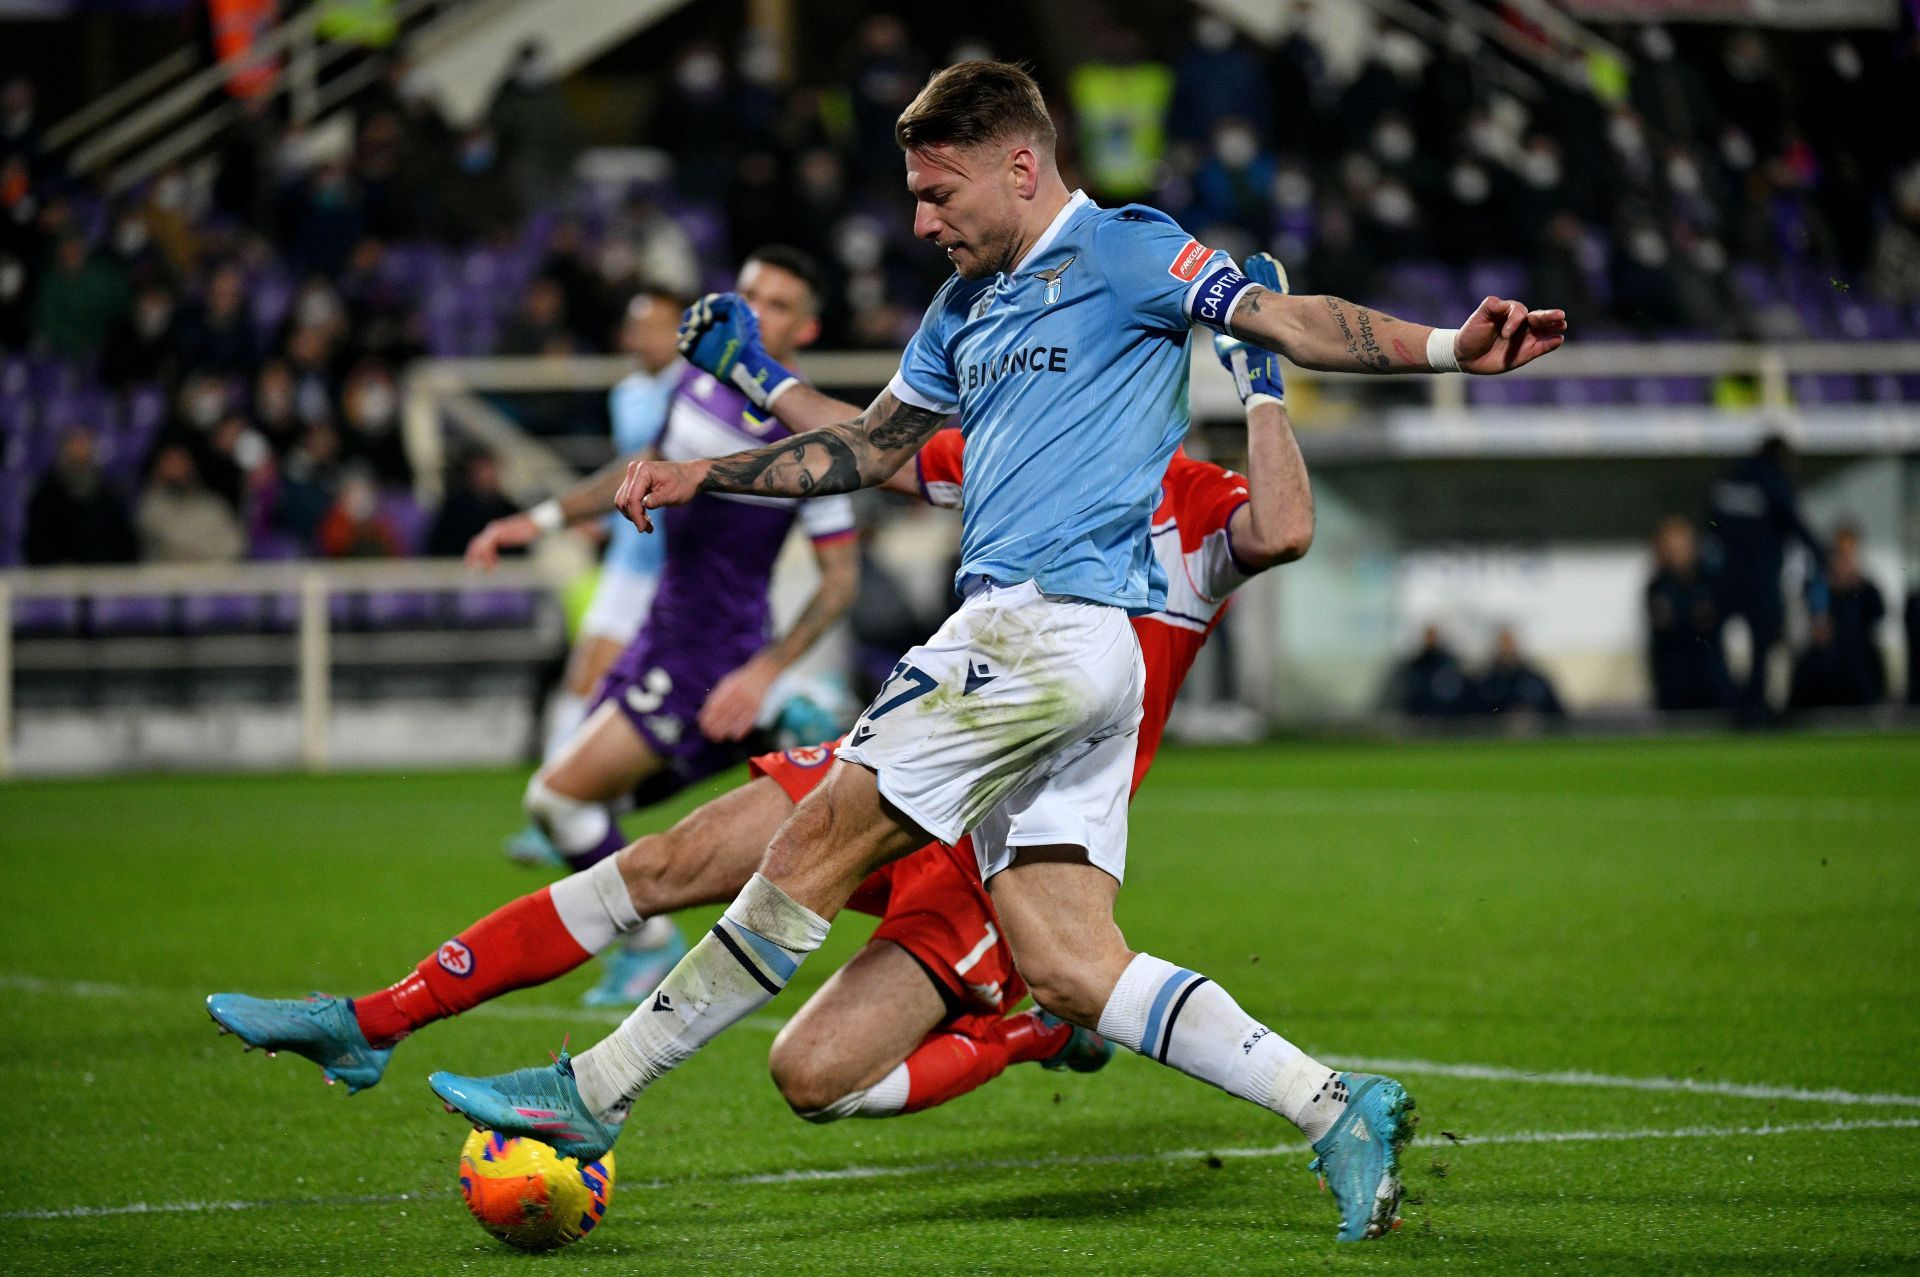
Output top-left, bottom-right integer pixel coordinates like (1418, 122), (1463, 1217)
(1306, 1073), (1417, 1241)
(429, 1052), (623, 1163)
(582, 927), (689, 1007)
(1035, 1011), (1116, 1073)
(503, 823), (566, 868)
(205, 992), (393, 1094)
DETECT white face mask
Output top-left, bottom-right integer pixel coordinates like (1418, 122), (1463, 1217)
(136, 299), (171, 337)
(1519, 147), (1561, 190)
(1450, 163), (1491, 204)
(1216, 127), (1258, 169)
(1371, 183), (1417, 229)
(298, 289), (340, 330)
(836, 221), (884, 272)
(1691, 238), (1727, 273)
(1629, 227), (1669, 268)
(1608, 115), (1645, 158)
(354, 382), (398, 429)
(114, 219), (149, 256)
(1273, 168), (1313, 210)
(677, 53), (723, 95)
(0, 259), (21, 300)
(1374, 120), (1416, 165)
(1666, 155), (1703, 195)
(188, 385), (226, 428)
(1721, 129), (1756, 171)
(1194, 16), (1233, 52)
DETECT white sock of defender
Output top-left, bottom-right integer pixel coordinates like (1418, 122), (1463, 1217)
(572, 874), (830, 1118)
(1096, 953), (1350, 1144)
(548, 857), (643, 953)
(796, 1065), (910, 1123)
(543, 691), (589, 761)
(524, 776), (613, 858)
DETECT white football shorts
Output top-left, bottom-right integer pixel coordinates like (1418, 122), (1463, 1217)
(579, 565), (660, 646)
(836, 578), (1144, 882)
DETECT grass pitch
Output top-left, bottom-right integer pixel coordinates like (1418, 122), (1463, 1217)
(2, 734), (1916, 1274)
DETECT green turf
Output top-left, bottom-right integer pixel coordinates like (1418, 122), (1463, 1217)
(2, 734), (1917, 1274)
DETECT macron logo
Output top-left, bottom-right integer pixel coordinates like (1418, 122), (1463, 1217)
(1169, 239), (1210, 282)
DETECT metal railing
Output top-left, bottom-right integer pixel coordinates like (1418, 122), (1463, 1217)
(1, 558), (561, 777)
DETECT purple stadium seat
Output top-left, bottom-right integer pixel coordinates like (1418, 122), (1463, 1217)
(1465, 260), (1527, 303)
(362, 589), (442, 628)
(1467, 378), (1549, 406)
(451, 588), (536, 628)
(12, 596), (81, 635)
(180, 593), (264, 633)
(1629, 376), (1710, 405)
(1730, 262), (1780, 307)
(90, 595), (172, 635)
(1548, 378), (1625, 407)
(251, 272), (295, 340)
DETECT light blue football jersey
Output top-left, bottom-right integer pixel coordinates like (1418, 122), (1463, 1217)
(603, 360), (680, 576)
(890, 191), (1253, 613)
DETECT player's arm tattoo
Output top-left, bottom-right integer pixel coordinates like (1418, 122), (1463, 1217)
(700, 389), (948, 498)
(1230, 288), (1422, 374)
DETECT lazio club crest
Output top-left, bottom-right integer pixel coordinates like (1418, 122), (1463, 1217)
(1037, 255), (1076, 305)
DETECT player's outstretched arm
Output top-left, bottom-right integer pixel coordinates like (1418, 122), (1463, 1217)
(1228, 289), (1567, 376)
(615, 387), (947, 532)
(462, 451), (655, 569)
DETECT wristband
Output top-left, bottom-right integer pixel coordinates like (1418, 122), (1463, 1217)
(529, 499), (565, 534)
(727, 353), (798, 411)
(1426, 327), (1461, 373)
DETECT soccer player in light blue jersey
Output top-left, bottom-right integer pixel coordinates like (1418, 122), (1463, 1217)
(432, 62), (1567, 1243)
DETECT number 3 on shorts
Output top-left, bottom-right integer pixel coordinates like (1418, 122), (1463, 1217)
(865, 661), (937, 720)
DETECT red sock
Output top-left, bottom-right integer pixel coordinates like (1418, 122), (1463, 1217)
(351, 887), (593, 1048)
(901, 1011), (1074, 1113)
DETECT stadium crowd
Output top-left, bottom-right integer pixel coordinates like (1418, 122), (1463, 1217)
(8, 9), (1920, 568)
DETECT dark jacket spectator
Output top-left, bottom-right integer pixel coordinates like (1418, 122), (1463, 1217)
(24, 429), (137, 565)
(275, 422), (344, 547)
(1390, 626), (1473, 718)
(427, 452), (518, 557)
(1791, 528), (1887, 708)
(137, 442), (246, 564)
(437, 128), (519, 246)
(31, 234), (128, 361)
(175, 263), (259, 377)
(1646, 516), (1732, 711)
(1709, 436), (1825, 720)
(100, 282), (182, 389)
(1475, 628), (1565, 718)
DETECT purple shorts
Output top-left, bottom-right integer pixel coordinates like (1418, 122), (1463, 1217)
(591, 633), (758, 793)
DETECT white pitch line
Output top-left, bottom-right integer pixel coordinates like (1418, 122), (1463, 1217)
(8, 973), (1916, 1110)
(8, 1116), (1916, 1222)
(1332, 1055), (1920, 1110)
(1134, 786), (1920, 825)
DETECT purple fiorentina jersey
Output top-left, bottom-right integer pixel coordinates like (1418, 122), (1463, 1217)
(647, 365), (855, 649)
(591, 366), (855, 786)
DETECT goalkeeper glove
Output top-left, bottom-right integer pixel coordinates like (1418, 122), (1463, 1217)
(1211, 252), (1289, 408)
(677, 293), (798, 410)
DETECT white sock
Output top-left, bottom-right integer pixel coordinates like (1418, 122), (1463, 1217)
(623, 914), (680, 953)
(544, 692), (588, 762)
(524, 776), (613, 859)
(1096, 952), (1349, 1143)
(572, 874), (829, 1118)
(796, 1064), (910, 1123)
(548, 857), (642, 953)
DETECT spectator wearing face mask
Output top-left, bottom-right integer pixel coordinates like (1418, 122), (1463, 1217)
(1169, 16), (1268, 154)
(315, 467), (403, 558)
(1189, 117), (1275, 242)
(25, 428), (137, 565)
(101, 281), (182, 389)
(338, 359), (410, 486)
(437, 126), (519, 246)
(175, 263), (259, 377)
(31, 233), (128, 362)
(137, 442), (246, 564)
